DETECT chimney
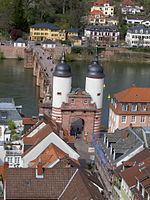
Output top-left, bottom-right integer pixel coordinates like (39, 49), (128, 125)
(36, 163), (44, 178)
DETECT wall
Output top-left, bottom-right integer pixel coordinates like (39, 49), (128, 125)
(0, 46), (25, 59)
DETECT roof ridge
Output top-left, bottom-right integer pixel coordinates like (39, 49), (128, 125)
(58, 169), (78, 199)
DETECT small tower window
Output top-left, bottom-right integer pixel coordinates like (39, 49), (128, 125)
(97, 93), (101, 96)
(71, 99), (75, 104)
(57, 92), (62, 95)
(84, 100), (88, 104)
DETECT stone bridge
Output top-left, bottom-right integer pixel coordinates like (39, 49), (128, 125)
(24, 46), (71, 114)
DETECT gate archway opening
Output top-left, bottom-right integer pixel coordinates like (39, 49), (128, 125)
(70, 118), (84, 137)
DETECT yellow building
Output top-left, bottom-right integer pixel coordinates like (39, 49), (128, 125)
(30, 23), (66, 41)
(67, 28), (79, 40)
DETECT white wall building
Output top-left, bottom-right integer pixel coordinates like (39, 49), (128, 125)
(125, 16), (150, 27)
(42, 39), (56, 48)
(125, 25), (150, 47)
(0, 98), (23, 142)
(84, 25), (120, 44)
(91, 0), (114, 17)
(14, 38), (26, 47)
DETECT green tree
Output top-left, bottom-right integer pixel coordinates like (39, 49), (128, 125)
(12, 0), (28, 32)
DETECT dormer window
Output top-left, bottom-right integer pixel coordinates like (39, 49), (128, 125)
(122, 103), (128, 111)
(141, 103), (147, 111)
(131, 103), (138, 111)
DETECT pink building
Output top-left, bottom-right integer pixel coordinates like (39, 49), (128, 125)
(108, 85), (150, 133)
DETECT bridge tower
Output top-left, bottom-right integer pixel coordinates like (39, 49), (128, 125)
(52, 54), (72, 123)
(85, 54), (105, 133)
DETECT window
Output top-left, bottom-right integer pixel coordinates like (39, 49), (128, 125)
(57, 92), (62, 95)
(141, 103), (147, 111)
(71, 99), (75, 104)
(97, 93), (101, 96)
(131, 116), (136, 123)
(122, 116), (126, 123)
(141, 116), (145, 123)
(84, 100), (88, 104)
(122, 103), (128, 111)
(131, 103), (138, 111)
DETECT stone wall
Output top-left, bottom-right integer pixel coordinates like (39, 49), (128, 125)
(0, 46), (25, 59)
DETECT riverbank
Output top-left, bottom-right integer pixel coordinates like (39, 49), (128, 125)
(0, 45), (150, 63)
(67, 47), (150, 63)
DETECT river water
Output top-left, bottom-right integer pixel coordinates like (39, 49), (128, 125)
(0, 59), (150, 127)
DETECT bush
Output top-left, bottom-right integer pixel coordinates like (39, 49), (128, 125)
(71, 47), (83, 54)
(0, 52), (4, 59)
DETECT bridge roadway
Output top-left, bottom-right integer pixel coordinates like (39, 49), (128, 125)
(24, 45), (71, 114)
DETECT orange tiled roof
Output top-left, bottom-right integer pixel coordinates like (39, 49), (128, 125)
(90, 10), (105, 16)
(113, 86), (150, 103)
(23, 118), (38, 125)
(93, 0), (110, 6)
(120, 156), (150, 187)
(121, 0), (135, 7)
(30, 143), (68, 168)
(22, 124), (53, 157)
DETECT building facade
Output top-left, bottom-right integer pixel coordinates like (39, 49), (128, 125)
(108, 86), (150, 133)
(84, 25), (120, 44)
(87, 10), (106, 25)
(125, 25), (150, 47)
(125, 16), (150, 27)
(30, 23), (66, 41)
(91, 0), (114, 17)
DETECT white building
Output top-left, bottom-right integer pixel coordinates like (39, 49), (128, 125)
(125, 16), (150, 27)
(0, 98), (23, 142)
(14, 38), (26, 47)
(125, 25), (150, 47)
(91, 0), (114, 17)
(84, 25), (120, 44)
(42, 39), (56, 48)
(21, 120), (80, 168)
(121, 0), (144, 15)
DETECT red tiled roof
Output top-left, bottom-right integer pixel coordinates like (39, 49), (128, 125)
(113, 86), (150, 103)
(90, 10), (105, 16)
(121, 0), (135, 7)
(22, 124), (54, 157)
(23, 118), (38, 125)
(5, 167), (105, 199)
(93, 0), (111, 6)
(29, 143), (69, 168)
(120, 155), (150, 188)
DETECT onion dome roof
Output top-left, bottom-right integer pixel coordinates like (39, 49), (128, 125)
(53, 54), (72, 77)
(87, 54), (104, 78)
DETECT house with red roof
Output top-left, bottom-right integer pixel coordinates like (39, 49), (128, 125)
(87, 10), (106, 25)
(121, 0), (144, 15)
(91, 0), (114, 17)
(108, 85), (150, 133)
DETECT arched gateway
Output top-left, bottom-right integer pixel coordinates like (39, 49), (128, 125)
(61, 89), (97, 141)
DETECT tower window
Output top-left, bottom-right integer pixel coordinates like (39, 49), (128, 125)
(57, 92), (62, 95)
(84, 100), (88, 104)
(71, 99), (75, 104)
(97, 93), (101, 96)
